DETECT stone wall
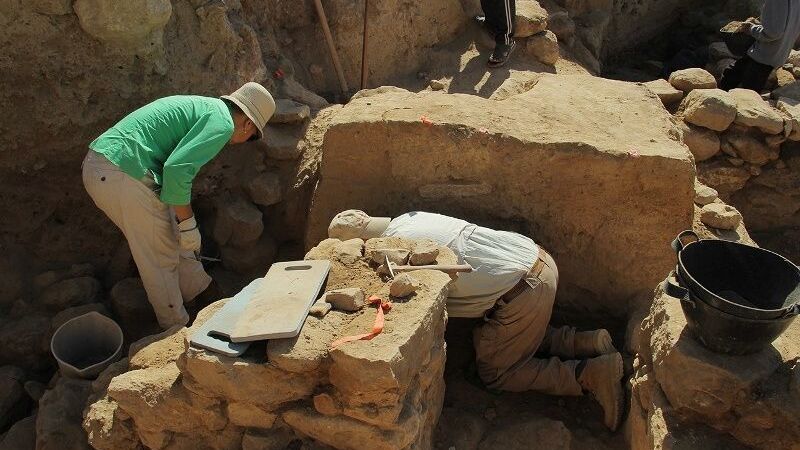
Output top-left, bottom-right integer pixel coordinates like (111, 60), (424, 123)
(627, 278), (800, 450)
(83, 237), (454, 450)
(306, 75), (696, 320)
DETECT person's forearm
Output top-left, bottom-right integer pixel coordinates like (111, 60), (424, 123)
(174, 204), (194, 222)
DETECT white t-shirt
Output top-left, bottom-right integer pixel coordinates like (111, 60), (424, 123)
(382, 211), (539, 318)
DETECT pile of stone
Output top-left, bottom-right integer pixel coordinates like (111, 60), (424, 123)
(644, 68), (798, 207)
(83, 237), (457, 450)
(627, 278), (800, 450)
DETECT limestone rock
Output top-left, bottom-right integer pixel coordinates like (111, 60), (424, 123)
(410, 241), (440, 265)
(390, 273), (421, 298)
(128, 325), (186, 370)
(270, 99), (310, 124)
(435, 407), (489, 450)
(514, 0), (548, 38)
(313, 393), (341, 416)
(479, 417), (571, 450)
(82, 396), (139, 450)
(332, 238), (364, 264)
(547, 11), (575, 44)
(669, 68), (717, 93)
(775, 68), (796, 87)
(246, 172), (282, 207)
(0, 316), (50, 370)
(694, 183), (719, 206)
(429, 79), (446, 91)
(325, 288), (366, 312)
(680, 88), (737, 132)
(0, 415), (36, 450)
(109, 278), (158, 338)
(643, 79), (684, 105)
(38, 276), (101, 310)
(788, 50), (800, 67)
(771, 81), (800, 101)
(227, 402), (277, 428)
(220, 234), (277, 274)
(73, 0), (172, 51)
(729, 88), (785, 134)
(259, 127), (304, 160)
(728, 157), (745, 166)
(36, 378), (93, 450)
(23, 381), (46, 403)
(708, 41), (735, 61)
(527, 30), (559, 65)
(0, 366), (27, 430)
(697, 159), (752, 196)
(29, 0), (72, 15)
(241, 429), (296, 450)
(776, 97), (800, 141)
(700, 202), (742, 230)
(681, 123), (720, 161)
(51, 303), (109, 331)
(308, 300), (332, 318)
(215, 195), (263, 247)
(639, 288), (800, 449)
(369, 248), (410, 265)
(726, 133), (774, 165)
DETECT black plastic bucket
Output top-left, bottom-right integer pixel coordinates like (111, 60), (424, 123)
(665, 231), (800, 355)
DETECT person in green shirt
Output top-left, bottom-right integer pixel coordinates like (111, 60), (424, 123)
(82, 82), (276, 329)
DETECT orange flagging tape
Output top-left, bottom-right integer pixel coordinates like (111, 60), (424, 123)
(330, 295), (392, 349)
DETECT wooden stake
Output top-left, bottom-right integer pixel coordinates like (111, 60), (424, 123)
(361, 0), (369, 90)
(313, 0), (349, 95)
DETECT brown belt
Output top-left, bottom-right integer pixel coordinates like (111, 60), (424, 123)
(501, 248), (550, 303)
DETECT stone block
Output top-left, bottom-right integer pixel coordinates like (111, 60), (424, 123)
(270, 99), (310, 124)
(515, 0), (548, 38)
(0, 316), (50, 370)
(83, 397), (139, 450)
(258, 127), (305, 160)
(329, 270), (450, 410)
(38, 276), (101, 310)
(0, 366), (27, 431)
(729, 89), (785, 134)
(220, 234), (277, 274)
(325, 288), (366, 312)
(29, 0), (72, 15)
(283, 407), (419, 450)
(680, 89), (737, 132)
(527, 30), (559, 65)
(697, 159), (752, 196)
(669, 68), (717, 93)
(368, 248), (410, 265)
(36, 378), (93, 450)
(699, 202), (742, 230)
(227, 402), (277, 428)
(771, 81), (800, 101)
(266, 310), (353, 374)
(410, 240), (440, 265)
(390, 273), (421, 298)
(681, 122), (720, 162)
(215, 195), (263, 248)
(0, 415), (36, 450)
(73, 0), (171, 51)
(181, 347), (317, 409)
(246, 172), (283, 206)
(694, 182), (719, 206)
(726, 133), (773, 165)
(643, 79), (684, 105)
(307, 75), (695, 318)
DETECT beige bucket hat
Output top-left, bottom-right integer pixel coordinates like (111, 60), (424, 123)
(328, 210), (391, 240)
(221, 82), (276, 140)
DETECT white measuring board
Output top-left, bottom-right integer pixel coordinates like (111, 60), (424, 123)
(229, 260), (331, 343)
(189, 278), (261, 356)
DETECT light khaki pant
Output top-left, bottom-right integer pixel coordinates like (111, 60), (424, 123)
(473, 251), (583, 396)
(82, 150), (211, 329)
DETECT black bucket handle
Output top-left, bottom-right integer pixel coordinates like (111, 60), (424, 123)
(671, 230), (700, 255)
(781, 303), (800, 318)
(663, 272), (695, 309)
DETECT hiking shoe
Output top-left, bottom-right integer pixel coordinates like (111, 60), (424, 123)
(578, 352), (624, 431)
(574, 329), (617, 358)
(488, 39), (516, 68)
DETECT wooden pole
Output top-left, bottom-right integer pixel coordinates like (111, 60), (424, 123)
(360, 0), (369, 90)
(313, 0), (349, 94)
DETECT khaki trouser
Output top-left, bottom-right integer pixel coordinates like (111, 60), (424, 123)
(82, 150), (211, 329)
(473, 251), (583, 396)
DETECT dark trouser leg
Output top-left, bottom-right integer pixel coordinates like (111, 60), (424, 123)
(720, 55), (774, 92)
(481, 0), (515, 45)
(740, 56), (774, 92)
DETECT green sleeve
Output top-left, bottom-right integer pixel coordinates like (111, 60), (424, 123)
(160, 113), (231, 205)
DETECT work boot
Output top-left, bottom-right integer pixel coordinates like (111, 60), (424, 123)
(578, 353), (624, 431)
(574, 329), (617, 358)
